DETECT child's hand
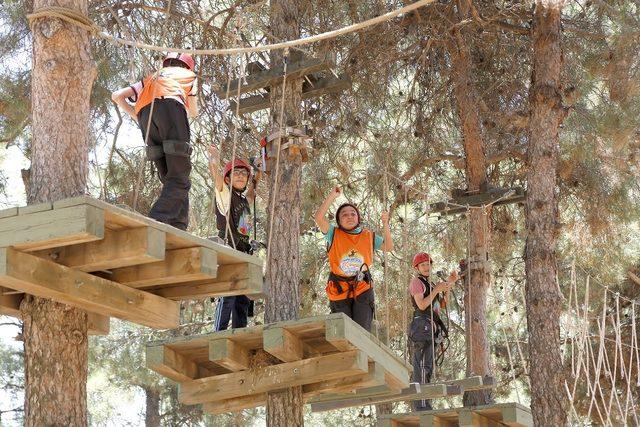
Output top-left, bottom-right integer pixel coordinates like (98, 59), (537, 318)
(381, 211), (390, 225)
(437, 281), (454, 293)
(329, 186), (341, 200)
(448, 271), (459, 283)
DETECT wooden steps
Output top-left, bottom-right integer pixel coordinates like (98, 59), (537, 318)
(145, 313), (411, 414)
(310, 376), (496, 412)
(377, 402), (532, 427)
(0, 197), (263, 330)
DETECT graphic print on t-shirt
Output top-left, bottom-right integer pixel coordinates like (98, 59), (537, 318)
(237, 209), (252, 236)
(339, 249), (365, 276)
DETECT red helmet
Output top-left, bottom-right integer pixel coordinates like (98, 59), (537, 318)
(412, 252), (432, 268)
(163, 52), (195, 71)
(223, 158), (252, 178)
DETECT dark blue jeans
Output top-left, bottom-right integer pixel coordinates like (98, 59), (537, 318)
(214, 295), (251, 331)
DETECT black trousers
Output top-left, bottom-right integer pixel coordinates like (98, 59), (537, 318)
(214, 295), (251, 331)
(411, 337), (435, 411)
(329, 288), (374, 332)
(138, 99), (191, 230)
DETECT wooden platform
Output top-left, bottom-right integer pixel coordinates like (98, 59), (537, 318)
(0, 197), (263, 330)
(429, 187), (525, 216)
(145, 313), (411, 414)
(310, 376), (495, 412)
(377, 403), (532, 427)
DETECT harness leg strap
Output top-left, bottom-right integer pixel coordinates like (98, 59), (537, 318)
(162, 139), (192, 157)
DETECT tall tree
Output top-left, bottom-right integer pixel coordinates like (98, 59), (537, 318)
(447, 0), (493, 406)
(19, 0), (96, 424)
(525, 0), (568, 424)
(264, 1), (305, 425)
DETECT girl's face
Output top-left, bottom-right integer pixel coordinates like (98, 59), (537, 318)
(416, 261), (432, 276)
(225, 168), (249, 190)
(338, 206), (359, 230)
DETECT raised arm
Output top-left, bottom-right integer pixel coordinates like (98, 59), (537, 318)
(412, 271), (457, 311)
(208, 145), (225, 191)
(111, 87), (137, 122)
(314, 186), (341, 234)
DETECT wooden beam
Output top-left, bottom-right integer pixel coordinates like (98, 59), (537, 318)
(202, 360), (386, 414)
(109, 247), (217, 288)
(263, 327), (304, 362)
(31, 226), (166, 272)
(429, 187), (525, 215)
(421, 414), (454, 427)
(0, 286), (21, 317)
(0, 287), (110, 335)
(324, 314), (410, 387)
(458, 410), (503, 427)
(0, 204), (104, 251)
(213, 56), (333, 99)
(310, 383), (460, 412)
(500, 403), (533, 427)
(179, 349), (368, 405)
(231, 74), (351, 114)
(628, 270), (640, 287)
(152, 262), (262, 300)
(146, 345), (199, 383)
(209, 339), (250, 371)
(0, 248), (179, 329)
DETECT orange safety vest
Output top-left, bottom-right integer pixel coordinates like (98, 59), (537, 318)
(326, 228), (375, 301)
(134, 67), (196, 116)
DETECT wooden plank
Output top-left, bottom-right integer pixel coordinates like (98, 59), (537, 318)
(0, 207), (18, 219)
(214, 56), (333, 99)
(263, 327), (304, 362)
(0, 287), (110, 335)
(152, 262), (262, 300)
(209, 339), (250, 371)
(232, 74), (350, 114)
(324, 314), (410, 387)
(429, 188), (525, 216)
(202, 360), (386, 414)
(421, 414), (453, 427)
(87, 312), (110, 335)
(0, 248), (179, 329)
(0, 286), (21, 317)
(110, 247), (217, 288)
(18, 201), (53, 214)
(310, 383), (452, 412)
(500, 403), (533, 427)
(147, 345), (199, 382)
(179, 349), (368, 405)
(458, 410), (503, 427)
(31, 227), (166, 272)
(0, 204), (104, 251)
(53, 196), (262, 266)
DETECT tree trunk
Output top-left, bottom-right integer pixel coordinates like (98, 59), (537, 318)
(144, 387), (161, 427)
(20, 0), (96, 425)
(265, 1), (304, 425)
(525, 1), (568, 425)
(448, 1), (493, 407)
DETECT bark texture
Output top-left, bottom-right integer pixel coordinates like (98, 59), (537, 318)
(265, 0), (305, 425)
(525, 1), (569, 425)
(449, 1), (493, 406)
(21, 0), (96, 424)
(144, 387), (161, 427)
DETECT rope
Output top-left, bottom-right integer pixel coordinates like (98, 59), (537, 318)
(383, 159), (390, 339)
(265, 48), (290, 268)
(28, 0), (437, 55)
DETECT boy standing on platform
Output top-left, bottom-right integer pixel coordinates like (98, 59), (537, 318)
(208, 145), (260, 330)
(408, 252), (457, 411)
(314, 186), (393, 332)
(111, 52), (198, 230)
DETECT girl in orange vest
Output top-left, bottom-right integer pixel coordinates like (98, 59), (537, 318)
(314, 186), (393, 332)
(111, 53), (198, 230)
